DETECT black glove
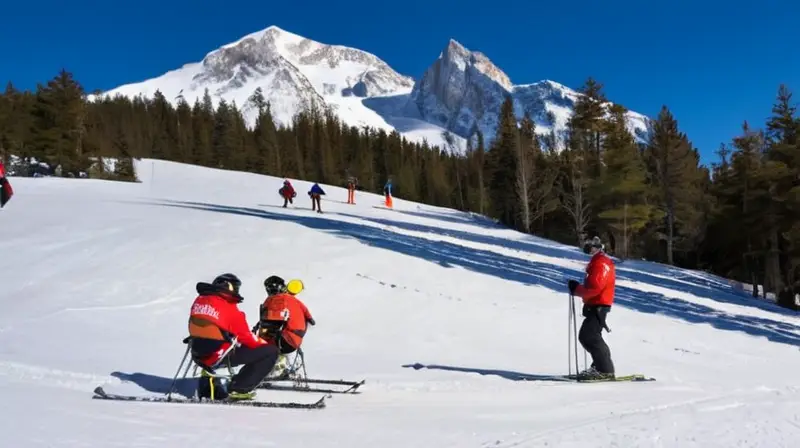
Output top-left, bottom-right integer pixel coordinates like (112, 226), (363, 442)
(307, 317), (316, 326)
(568, 279), (580, 294)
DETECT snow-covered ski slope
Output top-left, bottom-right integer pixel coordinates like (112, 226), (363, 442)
(1, 159), (799, 447)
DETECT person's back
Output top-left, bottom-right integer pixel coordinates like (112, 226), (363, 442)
(579, 250), (615, 306)
(188, 276), (264, 367)
(262, 291), (314, 352)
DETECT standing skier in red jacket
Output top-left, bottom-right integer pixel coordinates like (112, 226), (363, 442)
(188, 273), (279, 400)
(0, 158), (13, 208)
(568, 236), (616, 380)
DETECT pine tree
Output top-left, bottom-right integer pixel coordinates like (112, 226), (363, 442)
(30, 69), (89, 175)
(764, 85), (799, 289)
(598, 104), (656, 258)
(487, 95), (520, 228)
(645, 106), (706, 265)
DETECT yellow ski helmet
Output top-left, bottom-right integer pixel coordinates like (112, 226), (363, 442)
(286, 279), (304, 295)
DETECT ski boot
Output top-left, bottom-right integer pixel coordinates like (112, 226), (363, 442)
(267, 354), (289, 380)
(575, 366), (615, 382)
(196, 369), (229, 400)
(226, 390), (256, 401)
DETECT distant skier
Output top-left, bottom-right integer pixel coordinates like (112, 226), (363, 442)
(383, 177), (393, 208)
(279, 180), (296, 208)
(346, 176), (357, 204)
(258, 275), (316, 378)
(0, 158), (13, 208)
(567, 236), (616, 380)
(187, 273), (280, 400)
(308, 183), (325, 213)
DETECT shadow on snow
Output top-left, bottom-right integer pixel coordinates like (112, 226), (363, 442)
(334, 210), (591, 264)
(110, 371), (196, 398)
(337, 211), (797, 318)
(401, 363), (569, 382)
(140, 199), (799, 348)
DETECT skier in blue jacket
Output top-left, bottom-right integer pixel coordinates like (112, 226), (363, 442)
(308, 183), (326, 213)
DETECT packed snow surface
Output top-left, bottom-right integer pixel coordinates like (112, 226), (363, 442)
(1, 159), (799, 447)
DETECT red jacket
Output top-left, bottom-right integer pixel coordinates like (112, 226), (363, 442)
(188, 283), (266, 366)
(279, 183), (295, 199)
(0, 161), (12, 208)
(260, 292), (314, 350)
(574, 252), (616, 306)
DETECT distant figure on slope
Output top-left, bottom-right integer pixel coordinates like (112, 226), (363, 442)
(567, 236), (616, 380)
(257, 276), (316, 378)
(279, 180), (296, 208)
(383, 177), (393, 208)
(187, 273), (279, 401)
(0, 158), (13, 209)
(308, 183), (326, 213)
(346, 176), (357, 205)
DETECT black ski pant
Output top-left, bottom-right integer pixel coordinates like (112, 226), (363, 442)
(310, 195), (321, 212)
(227, 344), (279, 393)
(578, 305), (614, 374)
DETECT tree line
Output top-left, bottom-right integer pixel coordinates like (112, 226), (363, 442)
(0, 69), (797, 310)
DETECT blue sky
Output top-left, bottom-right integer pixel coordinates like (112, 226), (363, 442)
(2, 0), (798, 167)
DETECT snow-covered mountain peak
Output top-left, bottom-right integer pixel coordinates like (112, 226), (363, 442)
(440, 39), (513, 91)
(99, 25), (652, 153)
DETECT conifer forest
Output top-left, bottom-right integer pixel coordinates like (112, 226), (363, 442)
(1, 70), (798, 310)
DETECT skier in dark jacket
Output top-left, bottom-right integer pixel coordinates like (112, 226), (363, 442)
(308, 183), (325, 213)
(567, 236), (616, 380)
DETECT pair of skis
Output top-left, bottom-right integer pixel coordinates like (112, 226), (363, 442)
(517, 373), (655, 383)
(92, 386), (327, 409)
(91, 376), (366, 410)
(258, 376), (366, 394)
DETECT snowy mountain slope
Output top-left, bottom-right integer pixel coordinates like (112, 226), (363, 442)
(1, 160), (798, 447)
(99, 26), (649, 154)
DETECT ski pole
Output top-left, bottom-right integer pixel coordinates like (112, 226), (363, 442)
(570, 293), (579, 375)
(167, 344), (191, 401)
(567, 291), (572, 376)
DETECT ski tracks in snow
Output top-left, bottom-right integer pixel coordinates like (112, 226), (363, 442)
(491, 386), (800, 447)
(0, 360), (121, 392)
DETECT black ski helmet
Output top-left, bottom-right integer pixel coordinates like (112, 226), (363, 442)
(213, 273), (242, 300)
(264, 275), (286, 296)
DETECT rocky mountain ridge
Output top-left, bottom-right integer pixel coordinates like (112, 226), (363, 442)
(99, 25), (651, 152)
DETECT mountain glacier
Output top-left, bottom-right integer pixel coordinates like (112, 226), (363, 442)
(99, 25), (651, 153)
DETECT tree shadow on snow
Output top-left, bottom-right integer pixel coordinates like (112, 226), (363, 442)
(336, 211), (797, 317)
(333, 211), (591, 264)
(140, 199), (800, 348)
(401, 363), (569, 382)
(383, 208), (505, 230)
(111, 371), (197, 398)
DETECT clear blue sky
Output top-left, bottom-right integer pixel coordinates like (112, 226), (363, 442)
(2, 0), (798, 167)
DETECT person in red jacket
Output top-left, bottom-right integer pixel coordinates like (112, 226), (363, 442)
(0, 158), (13, 209)
(278, 180), (296, 208)
(188, 273), (279, 400)
(257, 276), (316, 379)
(259, 276), (315, 353)
(568, 236), (616, 380)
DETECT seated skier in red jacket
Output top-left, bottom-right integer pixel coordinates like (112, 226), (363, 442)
(257, 276), (316, 378)
(567, 236), (616, 380)
(188, 273), (279, 400)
